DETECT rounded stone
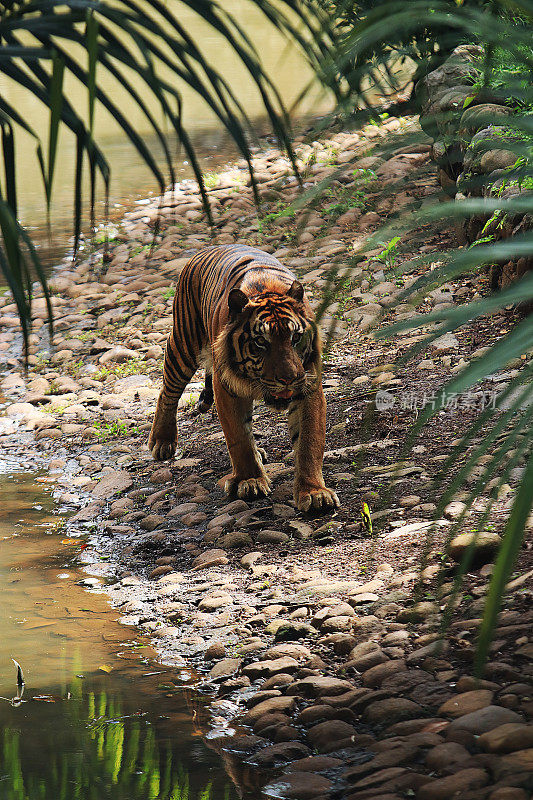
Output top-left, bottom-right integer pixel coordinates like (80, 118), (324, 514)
(439, 689), (493, 718)
(449, 531), (502, 564)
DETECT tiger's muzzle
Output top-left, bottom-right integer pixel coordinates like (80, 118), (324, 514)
(261, 377), (306, 409)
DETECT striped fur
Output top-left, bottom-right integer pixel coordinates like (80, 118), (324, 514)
(148, 244), (339, 512)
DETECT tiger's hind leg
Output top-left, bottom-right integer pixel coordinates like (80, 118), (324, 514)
(148, 329), (198, 461)
(197, 370), (214, 413)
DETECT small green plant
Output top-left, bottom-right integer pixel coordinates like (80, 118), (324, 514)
(371, 236), (401, 269)
(203, 172), (220, 189)
(94, 358), (145, 381)
(162, 287), (175, 300)
(93, 420), (137, 440)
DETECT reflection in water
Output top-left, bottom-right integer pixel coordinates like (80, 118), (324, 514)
(0, 466), (239, 799)
(1, 679), (235, 800)
(1, 0), (330, 265)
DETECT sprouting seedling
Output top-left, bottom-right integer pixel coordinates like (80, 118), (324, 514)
(0, 660), (25, 706)
(361, 502), (373, 536)
(371, 236), (401, 269)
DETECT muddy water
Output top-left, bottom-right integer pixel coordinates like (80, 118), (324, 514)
(2, 0), (331, 262)
(0, 463), (240, 799)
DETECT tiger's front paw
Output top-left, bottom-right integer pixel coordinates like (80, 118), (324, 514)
(295, 485), (339, 513)
(148, 426), (177, 461)
(224, 475), (272, 499)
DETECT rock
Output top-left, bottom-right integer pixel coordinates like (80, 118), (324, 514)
(431, 332), (459, 354)
(91, 470), (133, 499)
(240, 551), (263, 568)
(262, 771), (331, 799)
(444, 500), (466, 520)
(204, 642), (226, 660)
(253, 741), (310, 768)
(346, 648), (388, 672)
(257, 530), (290, 544)
(447, 705), (523, 735)
(399, 495), (421, 508)
(449, 531), (502, 564)
(320, 616), (355, 633)
(139, 514), (165, 531)
(198, 591), (233, 611)
(459, 103), (512, 136)
(480, 149), (518, 172)
(307, 720), (357, 752)
(244, 696), (296, 723)
(264, 644), (312, 661)
(497, 748), (533, 774)
(149, 565), (172, 579)
(98, 346), (138, 363)
(489, 790), (529, 800)
(286, 677), (353, 698)
(479, 723), (533, 753)
(208, 658), (242, 680)
(320, 633), (357, 656)
(243, 658), (299, 679)
(362, 660), (406, 688)
(425, 742), (472, 770)
(191, 549), (228, 570)
(181, 512), (208, 526)
(417, 768), (489, 800)
(150, 468), (172, 484)
(439, 689), (493, 718)
(397, 602), (438, 623)
(220, 531), (253, 549)
(365, 697), (423, 724)
(289, 755), (342, 772)
(273, 622), (316, 642)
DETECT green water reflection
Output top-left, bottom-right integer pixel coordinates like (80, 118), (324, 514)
(1, 680), (234, 800)
(0, 464), (239, 800)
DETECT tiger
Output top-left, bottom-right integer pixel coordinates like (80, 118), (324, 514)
(148, 244), (339, 513)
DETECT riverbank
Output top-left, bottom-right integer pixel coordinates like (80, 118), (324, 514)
(1, 115), (532, 799)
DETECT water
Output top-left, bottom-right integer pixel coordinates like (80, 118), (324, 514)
(0, 463), (243, 800)
(0, 0), (331, 264)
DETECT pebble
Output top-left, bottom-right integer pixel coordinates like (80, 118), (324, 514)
(439, 689), (494, 718)
(447, 705), (523, 735)
(449, 531), (502, 563)
(479, 722), (533, 753)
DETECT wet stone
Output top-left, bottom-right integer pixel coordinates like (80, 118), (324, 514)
(447, 705), (523, 735)
(220, 531), (253, 549)
(208, 658), (242, 680)
(204, 641), (226, 660)
(139, 514), (165, 531)
(243, 657), (299, 679)
(307, 720), (357, 752)
(417, 768), (489, 800)
(253, 741), (310, 768)
(364, 698), (423, 725)
(191, 549), (228, 571)
(262, 771), (332, 799)
(257, 530), (290, 544)
(479, 723), (533, 753)
(439, 689), (494, 718)
(286, 677), (354, 699)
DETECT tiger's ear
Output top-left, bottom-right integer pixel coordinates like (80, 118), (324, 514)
(228, 288), (249, 314)
(288, 280), (304, 302)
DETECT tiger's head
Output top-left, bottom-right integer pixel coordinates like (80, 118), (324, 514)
(214, 279), (321, 409)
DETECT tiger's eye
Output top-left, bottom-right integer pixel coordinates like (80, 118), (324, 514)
(292, 331), (303, 345)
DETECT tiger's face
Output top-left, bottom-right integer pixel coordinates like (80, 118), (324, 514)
(221, 280), (320, 409)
